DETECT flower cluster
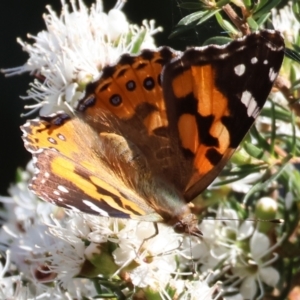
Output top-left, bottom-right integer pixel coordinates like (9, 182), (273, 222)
(3, 0), (161, 117)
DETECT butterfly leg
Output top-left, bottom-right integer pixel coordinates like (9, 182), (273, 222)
(137, 222), (159, 255)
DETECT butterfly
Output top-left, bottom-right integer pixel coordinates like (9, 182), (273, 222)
(21, 30), (284, 237)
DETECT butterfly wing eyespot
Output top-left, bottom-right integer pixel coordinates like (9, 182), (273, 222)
(22, 30), (285, 236)
(40, 111), (71, 126)
(76, 47), (177, 132)
(109, 94), (123, 106)
(77, 94), (96, 112)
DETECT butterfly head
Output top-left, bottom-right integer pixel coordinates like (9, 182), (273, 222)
(167, 210), (202, 237)
(173, 217), (203, 237)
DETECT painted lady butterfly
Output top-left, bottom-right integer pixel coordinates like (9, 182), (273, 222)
(21, 30), (284, 237)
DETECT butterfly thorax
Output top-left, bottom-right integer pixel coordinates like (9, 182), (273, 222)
(97, 128), (201, 236)
(139, 174), (200, 236)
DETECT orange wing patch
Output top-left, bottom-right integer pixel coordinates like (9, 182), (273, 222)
(171, 64), (232, 186)
(77, 48), (177, 135)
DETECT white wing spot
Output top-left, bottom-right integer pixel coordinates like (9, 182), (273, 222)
(48, 137), (57, 145)
(44, 172), (50, 178)
(265, 41), (284, 51)
(241, 91), (260, 118)
(57, 133), (66, 141)
(218, 52), (229, 59)
(57, 197), (63, 202)
(83, 200), (109, 216)
(57, 185), (69, 193)
(66, 204), (81, 212)
(22, 122), (31, 128)
(53, 190), (60, 196)
(263, 60), (268, 65)
(251, 57), (258, 64)
(49, 147), (59, 153)
(269, 68), (277, 82)
(234, 64), (246, 76)
(235, 45), (246, 52)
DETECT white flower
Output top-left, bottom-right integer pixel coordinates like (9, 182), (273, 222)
(196, 206), (281, 299)
(272, 2), (300, 45)
(112, 221), (180, 289)
(0, 251), (22, 299)
(198, 208), (254, 269)
(2, 0), (162, 116)
(183, 278), (221, 300)
(230, 231), (280, 300)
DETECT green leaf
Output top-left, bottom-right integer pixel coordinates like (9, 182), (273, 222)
(177, 11), (207, 26)
(290, 112), (297, 157)
(244, 0), (254, 10)
(255, 12), (271, 27)
(284, 48), (300, 64)
(292, 1), (300, 23)
(15, 168), (24, 183)
(243, 154), (293, 205)
(292, 78), (300, 90)
(129, 29), (147, 54)
(203, 36), (232, 46)
(215, 11), (238, 35)
(170, 9), (221, 39)
(269, 101), (276, 156)
(293, 44), (300, 52)
(247, 17), (259, 31)
(244, 142), (269, 161)
(289, 169), (300, 200)
(251, 0), (268, 12)
(196, 9), (221, 26)
(250, 126), (272, 154)
(253, 0), (283, 19)
(95, 279), (128, 299)
(260, 103), (292, 123)
(215, 0), (232, 8)
(221, 164), (266, 177)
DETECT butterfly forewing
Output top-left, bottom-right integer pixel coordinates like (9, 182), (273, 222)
(161, 30), (285, 201)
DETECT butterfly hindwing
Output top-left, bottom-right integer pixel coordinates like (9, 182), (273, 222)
(22, 116), (164, 220)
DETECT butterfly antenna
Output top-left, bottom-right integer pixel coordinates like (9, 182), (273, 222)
(245, 218), (283, 224)
(202, 217), (284, 224)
